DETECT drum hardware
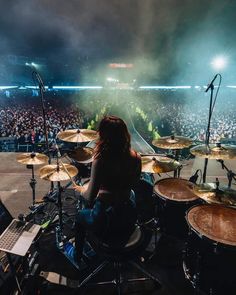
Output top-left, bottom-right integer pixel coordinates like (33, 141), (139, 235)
(217, 159), (236, 189)
(152, 135), (192, 150)
(17, 152), (49, 205)
(152, 136), (191, 178)
(66, 146), (94, 163)
(141, 155), (181, 174)
(184, 204), (236, 294)
(154, 178), (200, 239)
(57, 129), (98, 143)
(190, 143), (236, 160)
(193, 180), (236, 207)
(39, 159), (78, 247)
(189, 169), (201, 184)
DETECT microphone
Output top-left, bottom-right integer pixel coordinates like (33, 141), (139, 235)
(32, 71), (46, 92)
(189, 170), (200, 184)
(205, 74), (218, 93)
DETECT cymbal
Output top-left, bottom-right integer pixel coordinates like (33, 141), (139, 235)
(17, 153), (49, 165)
(57, 129), (98, 143)
(67, 147), (94, 163)
(190, 144), (236, 160)
(141, 155), (181, 173)
(193, 183), (236, 207)
(39, 164), (78, 182)
(152, 135), (192, 149)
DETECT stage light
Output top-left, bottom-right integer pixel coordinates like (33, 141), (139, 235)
(211, 56), (228, 70)
(0, 86), (18, 90)
(139, 86), (192, 89)
(106, 77), (118, 82)
(52, 86), (103, 90)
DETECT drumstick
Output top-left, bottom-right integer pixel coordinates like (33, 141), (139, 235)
(59, 156), (86, 194)
(58, 159), (77, 187)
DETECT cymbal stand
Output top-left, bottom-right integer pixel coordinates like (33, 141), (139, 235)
(217, 159), (236, 189)
(173, 149), (180, 178)
(55, 181), (64, 249)
(27, 164), (37, 206)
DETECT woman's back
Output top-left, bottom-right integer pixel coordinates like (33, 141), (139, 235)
(99, 150), (141, 193)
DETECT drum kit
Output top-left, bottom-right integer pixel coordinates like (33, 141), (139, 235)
(15, 129), (97, 243)
(14, 126), (236, 293)
(150, 135), (236, 294)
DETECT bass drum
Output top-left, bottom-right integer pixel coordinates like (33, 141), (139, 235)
(184, 204), (236, 295)
(154, 178), (199, 238)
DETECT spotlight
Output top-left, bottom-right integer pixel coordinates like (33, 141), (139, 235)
(211, 56), (228, 70)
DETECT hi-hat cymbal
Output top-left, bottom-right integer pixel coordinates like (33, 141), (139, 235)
(39, 164), (78, 182)
(67, 147), (94, 163)
(141, 155), (181, 173)
(17, 153), (49, 165)
(152, 135), (192, 149)
(193, 183), (236, 207)
(190, 144), (236, 160)
(57, 129), (98, 143)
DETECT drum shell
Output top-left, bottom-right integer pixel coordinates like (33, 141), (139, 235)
(154, 178), (200, 238)
(184, 205), (236, 294)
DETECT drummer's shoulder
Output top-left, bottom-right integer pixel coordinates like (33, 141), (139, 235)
(130, 149), (141, 160)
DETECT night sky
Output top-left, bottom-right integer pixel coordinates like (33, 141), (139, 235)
(1, 0), (236, 85)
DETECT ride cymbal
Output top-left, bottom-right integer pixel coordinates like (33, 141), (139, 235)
(57, 129), (98, 143)
(190, 143), (236, 160)
(141, 155), (181, 173)
(17, 153), (49, 165)
(39, 164), (78, 182)
(193, 183), (236, 207)
(67, 147), (94, 163)
(152, 135), (192, 149)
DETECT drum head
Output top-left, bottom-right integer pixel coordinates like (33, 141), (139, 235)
(154, 178), (199, 202)
(187, 204), (236, 246)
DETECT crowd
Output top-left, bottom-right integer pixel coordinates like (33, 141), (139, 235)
(1, 90), (236, 150)
(0, 95), (86, 146)
(131, 91), (236, 144)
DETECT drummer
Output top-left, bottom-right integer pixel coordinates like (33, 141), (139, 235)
(64, 115), (141, 266)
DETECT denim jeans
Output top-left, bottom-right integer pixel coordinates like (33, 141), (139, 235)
(74, 191), (137, 261)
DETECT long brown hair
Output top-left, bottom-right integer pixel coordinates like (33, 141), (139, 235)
(94, 115), (131, 159)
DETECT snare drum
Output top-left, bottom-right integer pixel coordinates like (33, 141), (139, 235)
(184, 204), (236, 294)
(154, 178), (199, 237)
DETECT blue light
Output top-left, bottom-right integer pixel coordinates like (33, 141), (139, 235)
(52, 86), (103, 90)
(0, 86), (18, 90)
(139, 86), (192, 89)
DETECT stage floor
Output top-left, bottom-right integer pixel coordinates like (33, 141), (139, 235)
(0, 152), (234, 218)
(1, 152), (236, 295)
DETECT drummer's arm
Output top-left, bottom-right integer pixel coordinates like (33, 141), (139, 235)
(74, 158), (101, 206)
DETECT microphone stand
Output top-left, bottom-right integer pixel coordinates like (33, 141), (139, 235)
(202, 82), (215, 183)
(33, 71), (54, 192)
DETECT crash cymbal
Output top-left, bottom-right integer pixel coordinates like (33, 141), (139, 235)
(193, 183), (236, 207)
(39, 164), (78, 182)
(67, 147), (94, 163)
(190, 143), (236, 160)
(141, 155), (181, 173)
(57, 129), (98, 143)
(152, 135), (192, 149)
(17, 153), (49, 165)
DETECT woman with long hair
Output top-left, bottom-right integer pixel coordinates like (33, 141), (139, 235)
(65, 115), (141, 266)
